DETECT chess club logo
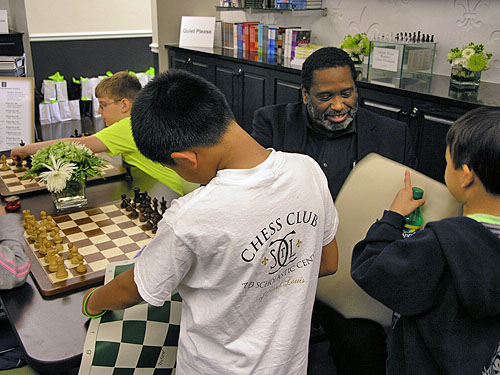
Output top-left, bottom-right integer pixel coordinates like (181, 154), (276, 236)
(240, 210), (318, 275)
(1, 82), (6, 87)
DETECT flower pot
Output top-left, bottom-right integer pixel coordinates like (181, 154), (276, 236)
(51, 180), (87, 211)
(449, 65), (481, 90)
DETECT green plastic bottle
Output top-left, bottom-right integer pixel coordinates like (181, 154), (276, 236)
(402, 187), (424, 238)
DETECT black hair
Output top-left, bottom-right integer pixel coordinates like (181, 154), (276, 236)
(446, 106), (500, 195)
(131, 69), (235, 165)
(301, 47), (357, 92)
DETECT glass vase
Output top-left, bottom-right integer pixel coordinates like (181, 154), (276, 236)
(351, 54), (364, 80)
(449, 65), (481, 90)
(51, 180), (88, 211)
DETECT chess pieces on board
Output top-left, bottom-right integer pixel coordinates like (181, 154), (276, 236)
(22, 209), (88, 279)
(120, 188), (168, 234)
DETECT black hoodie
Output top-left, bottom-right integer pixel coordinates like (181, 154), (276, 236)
(351, 210), (500, 375)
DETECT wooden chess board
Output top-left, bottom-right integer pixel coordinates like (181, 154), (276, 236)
(0, 153), (126, 197)
(24, 202), (156, 296)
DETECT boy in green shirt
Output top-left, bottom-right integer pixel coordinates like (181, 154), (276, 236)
(11, 71), (189, 195)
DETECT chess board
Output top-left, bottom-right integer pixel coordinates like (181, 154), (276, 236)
(25, 202), (155, 296)
(79, 260), (182, 375)
(0, 153), (126, 197)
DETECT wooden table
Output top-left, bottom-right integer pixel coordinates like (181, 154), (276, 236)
(0, 167), (180, 373)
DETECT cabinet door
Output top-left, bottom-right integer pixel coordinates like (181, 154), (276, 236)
(412, 99), (476, 183)
(239, 66), (269, 134)
(271, 70), (302, 105)
(215, 65), (239, 121)
(168, 50), (213, 82)
(357, 87), (418, 151)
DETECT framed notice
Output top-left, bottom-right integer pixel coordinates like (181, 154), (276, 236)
(371, 47), (400, 73)
(0, 77), (34, 151)
(179, 16), (216, 48)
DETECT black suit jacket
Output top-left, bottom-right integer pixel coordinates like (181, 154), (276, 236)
(252, 102), (417, 198)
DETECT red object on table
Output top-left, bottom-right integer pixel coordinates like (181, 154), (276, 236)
(4, 195), (21, 212)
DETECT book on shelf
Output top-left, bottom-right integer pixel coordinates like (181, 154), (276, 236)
(242, 22), (259, 51)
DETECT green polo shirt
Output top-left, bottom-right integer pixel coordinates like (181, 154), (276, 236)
(95, 117), (184, 195)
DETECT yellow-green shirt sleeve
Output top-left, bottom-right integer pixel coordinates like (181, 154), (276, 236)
(95, 117), (185, 195)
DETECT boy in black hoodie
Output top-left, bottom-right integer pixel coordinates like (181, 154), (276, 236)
(351, 106), (500, 375)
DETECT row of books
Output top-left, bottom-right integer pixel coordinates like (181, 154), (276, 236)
(216, 21), (311, 59)
(219, 0), (322, 9)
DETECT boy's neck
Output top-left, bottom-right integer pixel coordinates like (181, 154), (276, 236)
(218, 122), (271, 171)
(463, 194), (500, 217)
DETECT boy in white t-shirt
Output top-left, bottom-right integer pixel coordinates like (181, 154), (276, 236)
(81, 69), (339, 375)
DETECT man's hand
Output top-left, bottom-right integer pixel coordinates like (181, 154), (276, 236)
(389, 170), (425, 217)
(10, 146), (29, 161)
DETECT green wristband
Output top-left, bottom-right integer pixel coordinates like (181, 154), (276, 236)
(83, 288), (107, 319)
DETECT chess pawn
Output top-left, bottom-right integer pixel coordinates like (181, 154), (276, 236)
(0, 155), (9, 171)
(39, 241), (49, 256)
(44, 249), (56, 264)
(55, 258), (68, 279)
(71, 251), (81, 265)
(55, 242), (64, 252)
(76, 260), (87, 274)
(48, 256), (58, 273)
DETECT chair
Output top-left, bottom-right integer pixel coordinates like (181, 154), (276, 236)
(316, 153), (463, 328)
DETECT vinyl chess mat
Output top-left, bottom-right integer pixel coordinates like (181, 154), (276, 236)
(0, 153), (126, 197)
(24, 202), (155, 296)
(80, 260), (182, 375)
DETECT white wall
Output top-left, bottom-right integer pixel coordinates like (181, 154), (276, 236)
(219, 0), (500, 84)
(25, 0), (152, 40)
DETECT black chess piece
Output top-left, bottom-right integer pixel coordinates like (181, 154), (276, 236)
(130, 207), (139, 219)
(160, 197), (167, 215)
(152, 223), (158, 234)
(126, 199), (134, 212)
(25, 156), (32, 169)
(120, 194), (128, 208)
(145, 219), (153, 230)
(123, 161), (133, 181)
(133, 187), (140, 204)
(15, 156), (22, 168)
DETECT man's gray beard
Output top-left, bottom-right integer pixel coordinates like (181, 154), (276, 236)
(306, 101), (358, 132)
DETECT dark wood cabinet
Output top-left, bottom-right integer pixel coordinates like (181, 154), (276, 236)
(166, 45), (497, 184)
(213, 59), (270, 134)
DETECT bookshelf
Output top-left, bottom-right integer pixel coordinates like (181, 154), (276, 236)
(215, 6), (327, 16)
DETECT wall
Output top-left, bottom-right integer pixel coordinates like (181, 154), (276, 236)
(152, 0), (218, 72)
(219, 0), (500, 84)
(25, 0), (151, 40)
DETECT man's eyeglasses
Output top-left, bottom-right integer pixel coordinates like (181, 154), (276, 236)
(98, 99), (121, 111)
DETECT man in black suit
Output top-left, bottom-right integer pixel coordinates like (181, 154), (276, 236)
(252, 47), (417, 375)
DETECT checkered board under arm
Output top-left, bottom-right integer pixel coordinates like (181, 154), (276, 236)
(0, 153), (126, 197)
(24, 202), (155, 296)
(79, 260), (182, 375)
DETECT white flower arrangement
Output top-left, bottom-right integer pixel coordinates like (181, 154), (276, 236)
(23, 141), (106, 193)
(446, 42), (492, 72)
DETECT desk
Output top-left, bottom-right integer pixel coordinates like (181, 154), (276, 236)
(0, 167), (180, 373)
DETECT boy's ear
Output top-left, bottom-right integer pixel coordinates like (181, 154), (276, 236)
(120, 98), (132, 113)
(170, 151), (198, 169)
(301, 86), (309, 104)
(461, 164), (475, 189)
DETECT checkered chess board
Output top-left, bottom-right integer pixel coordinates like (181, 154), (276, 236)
(79, 260), (182, 375)
(25, 202), (155, 296)
(0, 153), (126, 197)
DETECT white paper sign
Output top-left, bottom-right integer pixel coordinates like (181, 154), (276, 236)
(179, 16), (215, 48)
(0, 77), (34, 150)
(371, 47), (399, 72)
(0, 10), (8, 34)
